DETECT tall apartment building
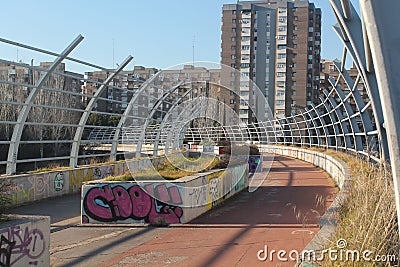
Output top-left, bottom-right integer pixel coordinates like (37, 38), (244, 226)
(221, 0), (321, 122)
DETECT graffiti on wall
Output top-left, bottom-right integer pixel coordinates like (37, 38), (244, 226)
(0, 225), (46, 266)
(188, 177), (207, 207)
(82, 184), (183, 224)
(54, 172), (64, 191)
(69, 165), (117, 192)
(207, 176), (223, 210)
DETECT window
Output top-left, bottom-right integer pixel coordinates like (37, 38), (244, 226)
(293, 35), (298, 40)
(277, 81), (285, 87)
(293, 44), (298, 49)
(241, 63), (250, 68)
(232, 10), (236, 15)
(292, 72), (297, 77)
(308, 55), (313, 60)
(278, 26), (286, 31)
(308, 64), (313, 69)
(277, 90), (285, 96)
(231, 72), (236, 77)
(308, 46), (313, 51)
(232, 19), (236, 23)
(278, 35), (286, 41)
(277, 63), (286, 68)
(308, 27), (314, 32)
(278, 16), (287, 22)
(240, 81), (249, 87)
(242, 36), (251, 41)
(231, 45), (236, 50)
(231, 37), (236, 42)
(231, 54), (236, 59)
(232, 28), (236, 33)
(230, 99), (235, 104)
(308, 37), (313, 42)
(278, 53), (286, 59)
(277, 72), (286, 77)
(292, 90), (296, 95)
(293, 81), (297, 86)
(231, 63), (236, 68)
(278, 45), (286, 50)
(294, 25), (298, 30)
(293, 53), (297, 58)
(294, 16), (298, 21)
(276, 100), (285, 105)
(242, 45), (250, 50)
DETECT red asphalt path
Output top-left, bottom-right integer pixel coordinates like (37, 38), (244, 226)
(102, 155), (336, 267)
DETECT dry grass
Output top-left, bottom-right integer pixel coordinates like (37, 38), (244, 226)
(319, 153), (399, 266)
(106, 156), (225, 181)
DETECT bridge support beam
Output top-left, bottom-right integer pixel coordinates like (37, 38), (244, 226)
(6, 35), (84, 175)
(360, 0), (400, 240)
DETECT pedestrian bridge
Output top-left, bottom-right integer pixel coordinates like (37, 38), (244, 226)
(0, 0), (399, 237)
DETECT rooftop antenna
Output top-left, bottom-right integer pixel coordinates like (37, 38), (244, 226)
(16, 48), (19, 62)
(192, 35), (195, 68)
(112, 39), (115, 69)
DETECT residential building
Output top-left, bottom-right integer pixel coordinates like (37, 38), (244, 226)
(83, 66), (158, 114)
(221, 0), (321, 122)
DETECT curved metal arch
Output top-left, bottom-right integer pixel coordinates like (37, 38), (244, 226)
(359, 0), (400, 238)
(304, 107), (321, 146)
(323, 89), (345, 149)
(6, 35), (84, 174)
(307, 105), (325, 146)
(164, 97), (209, 154)
(287, 113), (302, 146)
(153, 87), (197, 156)
(310, 103), (330, 148)
(134, 81), (184, 157)
(70, 56), (133, 166)
(109, 72), (161, 161)
(298, 110), (313, 146)
(330, 0), (388, 159)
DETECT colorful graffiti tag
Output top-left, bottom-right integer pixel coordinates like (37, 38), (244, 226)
(0, 225), (46, 267)
(82, 184), (183, 224)
(54, 172), (64, 191)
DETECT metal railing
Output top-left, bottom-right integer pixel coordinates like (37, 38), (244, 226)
(0, 0), (399, 236)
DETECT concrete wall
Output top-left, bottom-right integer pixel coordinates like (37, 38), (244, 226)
(1, 157), (166, 208)
(261, 145), (351, 190)
(0, 215), (50, 267)
(81, 163), (249, 224)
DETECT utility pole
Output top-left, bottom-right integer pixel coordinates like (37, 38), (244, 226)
(192, 35), (195, 67)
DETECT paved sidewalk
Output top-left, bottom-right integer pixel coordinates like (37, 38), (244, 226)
(102, 155), (336, 267)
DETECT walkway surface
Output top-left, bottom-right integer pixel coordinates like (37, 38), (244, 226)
(9, 155), (336, 267)
(103, 155), (336, 267)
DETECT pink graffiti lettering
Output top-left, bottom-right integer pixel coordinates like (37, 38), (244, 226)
(83, 184), (183, 224)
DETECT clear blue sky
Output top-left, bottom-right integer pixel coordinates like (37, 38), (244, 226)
(0, 0), (359, 73)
